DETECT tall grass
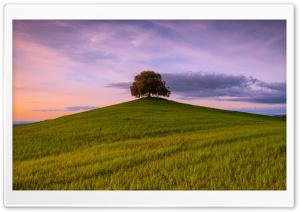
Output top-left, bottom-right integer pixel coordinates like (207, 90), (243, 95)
(13, 98), (286, 190)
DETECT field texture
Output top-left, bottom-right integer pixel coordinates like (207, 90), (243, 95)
(13, 98), (286, 190)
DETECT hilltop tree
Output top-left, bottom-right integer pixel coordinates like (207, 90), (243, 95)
(130, 71), (171, 98)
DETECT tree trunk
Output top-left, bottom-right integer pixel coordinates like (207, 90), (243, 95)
(147, 92), (151, 98)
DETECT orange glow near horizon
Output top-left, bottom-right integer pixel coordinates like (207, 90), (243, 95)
(13, 20), (286, 122)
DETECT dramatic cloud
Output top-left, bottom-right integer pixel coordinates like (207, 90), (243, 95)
(13, 20), (286, 121)
(256, 81), (286, 92)
(108, 72), (286, 104)
(163, 72), (257, 97)
(230, 91), (286, 104)
(164, 72), (286, 104)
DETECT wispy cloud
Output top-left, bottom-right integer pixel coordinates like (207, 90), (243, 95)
(13, 121), (37, 126)
(13, 20), (286, 120)
(29, 106), (99, 112)
(64, 106), (99, 111)
(30, 109), (61, 112)
(105, 82), (132, 89)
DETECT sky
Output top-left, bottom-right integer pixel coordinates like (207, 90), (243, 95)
(13, 20), (286, 123)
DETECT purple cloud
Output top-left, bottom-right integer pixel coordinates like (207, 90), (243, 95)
(14, 20), (286, 121)
(30, 106), (99, 112)
(30, 109), (61, 112)
(256, 81), (286, 92)
(107, 72), (286, 104)
(14, 20), (286, 84)
(163, 72), (286, 104)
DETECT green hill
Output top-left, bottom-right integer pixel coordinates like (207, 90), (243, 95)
(13, 98), (286, 190)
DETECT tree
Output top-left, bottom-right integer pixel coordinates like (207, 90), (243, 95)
(130, 71), (171, 98)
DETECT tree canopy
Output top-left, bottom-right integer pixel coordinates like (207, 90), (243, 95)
(130, 71), (171, 98)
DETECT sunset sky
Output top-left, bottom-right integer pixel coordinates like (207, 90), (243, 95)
(13, 20), (286, 123)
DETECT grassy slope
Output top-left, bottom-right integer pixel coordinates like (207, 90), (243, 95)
(13, 98), (286, 190)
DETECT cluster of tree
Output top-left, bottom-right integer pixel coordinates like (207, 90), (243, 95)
(130, 71), (171, 98)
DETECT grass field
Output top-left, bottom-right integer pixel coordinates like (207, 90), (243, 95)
(13, 98), (286, 190)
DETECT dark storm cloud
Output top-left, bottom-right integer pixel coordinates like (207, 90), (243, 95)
(256, 81), (286, 91)
(107, 72), (286, 104)
(230, 91), (286, 104)
(162, 72), (286, 104)
(162, 72), (258, 97)
(163, 72), (286, 104)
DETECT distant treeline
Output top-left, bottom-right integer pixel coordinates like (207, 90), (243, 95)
(273, 114), (286, 118)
